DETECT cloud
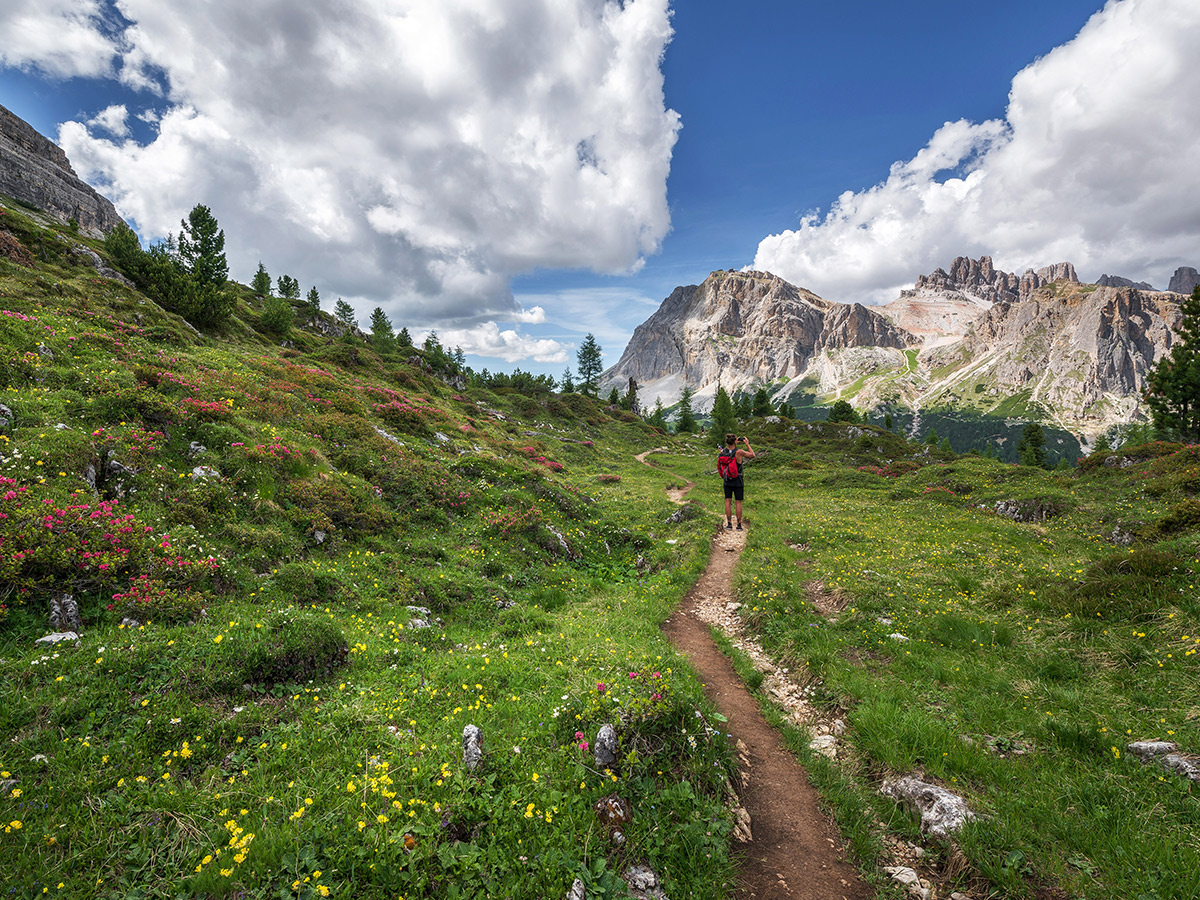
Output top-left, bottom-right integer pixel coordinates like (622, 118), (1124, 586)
(86, 104), (130, 138)
(0, 1), (121, 79)
(431, 322), (569, 365)
(754, 0), (1200, 303)
(8, 0), (679, 357)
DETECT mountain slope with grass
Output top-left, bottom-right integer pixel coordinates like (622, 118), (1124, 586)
(0, 200), (741, 899)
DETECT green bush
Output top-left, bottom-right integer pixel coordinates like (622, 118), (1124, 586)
(193, 609), (348, 695)
(1157, 499), (1200, 534)
(269, 562), (344, 605)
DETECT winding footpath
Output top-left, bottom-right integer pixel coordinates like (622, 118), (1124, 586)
(638, 449), (871, 900)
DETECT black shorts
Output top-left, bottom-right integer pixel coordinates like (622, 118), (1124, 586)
(723, 480), (744, 501)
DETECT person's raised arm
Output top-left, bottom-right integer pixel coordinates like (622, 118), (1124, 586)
(738, 437), (755, 461)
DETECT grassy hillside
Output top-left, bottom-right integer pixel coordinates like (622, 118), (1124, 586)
(654, 421), (1200, 899)
(3, 200), (1198, 899)
(0, 204), (737, 899)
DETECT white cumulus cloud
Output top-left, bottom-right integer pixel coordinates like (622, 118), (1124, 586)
(0, 1), (121, 79)
(432, 322), (569, 364)
(753, 0), (1200, 303)
(5, 0), (679, 360)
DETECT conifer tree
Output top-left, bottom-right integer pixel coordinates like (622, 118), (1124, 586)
(369, 307), (394, 349)
(305, 286), (321, 317)
(334, 299), (357, 328)
(607, 387), (620, 406)
(677, 385), (698, 433)
(752, 387), (773, 418)
(1017, 422), (1048, 468)
(178, 204), (228, 288)
(1146, 286), (1200, 440)
(251, 262), (271, 297)
(711, 385), (737, 437)
(576, 334), (603, 396)
(650, 397), (666, 430)
(560, 368), (575, 393)
(397, 326), (413, 348)
(276, 275), (300, 299)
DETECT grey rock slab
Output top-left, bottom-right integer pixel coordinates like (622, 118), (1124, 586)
(462, 724), (483, 771)
(880, 776), (976, 843)
(623, 864), (668, 900)
(35, 632), (80, 646)
(594, 723), (619, 769)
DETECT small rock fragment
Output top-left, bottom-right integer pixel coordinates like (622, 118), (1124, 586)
(462, 724), (483, 771)
(884, 866), (931, 900)
(623, 864), (668, 900)
(594, 723), (619, 769)
(567, 878), (586, 900)
(809, 734), (838, 758)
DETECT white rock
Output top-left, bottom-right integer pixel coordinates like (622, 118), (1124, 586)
(35, 632), (79, 646)
(809, 734), (839, 758)
(888, 633), (910, 642)
(883, 866), (931, 900)
(880, 776), (976, 843)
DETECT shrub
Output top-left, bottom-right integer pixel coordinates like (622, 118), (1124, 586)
(1158, 499), (1200, 534)
(109, 576), (204, 624)
(194, 609), (348, 695)
(269, 562), (344, 605)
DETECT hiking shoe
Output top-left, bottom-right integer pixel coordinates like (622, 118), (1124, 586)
(725, 520), (733, 530)
(736, 522), (743, 530)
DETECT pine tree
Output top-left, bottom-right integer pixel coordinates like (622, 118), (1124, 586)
(305, 286), (321, 317)
(397, 327), (413, 348)
(752, 387), (772, 418)
(734, 392), (752, 419)
(1146, 286), (1200, 440)
(925, 428), (939, 445)
(1016, 422), (1048, 468)
(276, 275), (300, 300)
(251, 262), (271, 297)
(607, 387), (620, 406)
(711, 385), (737, 438)
(623, 378), (640, 415)
(828, 399), (857, 423)
(334, 299), (357, 328)
(177, 204), (228, 288)
(650, 397), (666, 430)
(677, 385), (698, 433)
(576, 334), (603, 396)
(560, 368), (575, 393)
(884, 413), (893, 431)
(369, 307), (394, 349)
(261, 295), (292, 336)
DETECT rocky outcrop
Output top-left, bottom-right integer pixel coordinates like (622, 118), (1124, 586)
(0, 104), (124, 237)
(1096, 274), (1154, 290)
(912, 256), (1023, 305)
(1168, 266), (1200, 295)
(924, 285), (1181, 430)
(600, 270), (914, 409)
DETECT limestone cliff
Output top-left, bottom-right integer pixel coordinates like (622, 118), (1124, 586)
(1168, 266), (1200, 295)
(921, 285), (1180, 432)
(600, 270), (915, 410)
(0, 104), (123, 237)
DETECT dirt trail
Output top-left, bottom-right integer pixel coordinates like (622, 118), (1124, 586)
(642, 449), (872, 900)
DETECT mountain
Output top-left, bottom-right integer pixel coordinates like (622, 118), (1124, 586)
(1168, 266), (1200, 295)
(1096, 274), (1154, 290)
(0, 104), (123, 236)
(607, 259), (1184, 437)
(600, 269), (915, 410)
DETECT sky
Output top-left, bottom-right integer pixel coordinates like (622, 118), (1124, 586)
(2, 0), (1198, 377)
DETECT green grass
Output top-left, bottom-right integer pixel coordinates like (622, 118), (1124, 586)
(657, 427), (1200, 900)
(0, 205), (739, 899)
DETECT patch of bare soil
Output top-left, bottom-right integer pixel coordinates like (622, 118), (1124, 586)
(646, 455), (871, 900)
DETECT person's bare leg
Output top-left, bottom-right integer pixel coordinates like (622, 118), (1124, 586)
(725, 497), (733, 526)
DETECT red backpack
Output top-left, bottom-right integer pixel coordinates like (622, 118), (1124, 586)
(717, 448), (739, 481)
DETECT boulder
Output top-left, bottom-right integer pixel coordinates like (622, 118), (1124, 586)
(1127, 740), (1200, 783)
(594, 724), (619, 769)
(880, 776), (975, 843)
(623, 864), (668, 900)
(190, 466), (221, 480)
(188, 441), (207, 458)
(462, 724), (483, 771)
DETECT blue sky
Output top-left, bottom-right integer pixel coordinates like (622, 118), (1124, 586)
(3, 1), (1198, 377)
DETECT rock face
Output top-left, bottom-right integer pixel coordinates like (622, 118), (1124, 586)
(923, 285), (1180, 431)
(0, 104), (124, 237)
(601, 270), (915, 410)
(1097, 274), (1154, 290)
(1168, 266), (1200, 295)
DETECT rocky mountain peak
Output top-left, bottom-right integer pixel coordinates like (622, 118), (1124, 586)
(0, 104), (124, 237)
(1168, 266), (1200, 295)
(1096, 274), (1154, 290)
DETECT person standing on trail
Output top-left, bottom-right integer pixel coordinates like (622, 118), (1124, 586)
(718, 433), (755, 530)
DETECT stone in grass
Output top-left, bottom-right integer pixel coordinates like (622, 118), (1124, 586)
(36, 632), (80, 647)
(880, 776), (976, 843)
(594, 724), (619, 769)
(462, 724), (483, 771)
(566, 878), (586, 900)
(405, 606), (440, 629)
(623, 864), (668, 900)
(594, 793), (631, 828)
(883, 866), (931, 900)
(49, 594), (81, 632)
(191, 465), (221, 480)
(1127, 741), (1200, 783)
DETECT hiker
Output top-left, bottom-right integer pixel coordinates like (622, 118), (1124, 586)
(718, 433), (755, 530)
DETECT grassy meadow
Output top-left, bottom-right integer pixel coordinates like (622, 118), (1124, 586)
(657, 423), (1200, 900)
(0, 203), (738, 899)
(1, 199), (1198, 900)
